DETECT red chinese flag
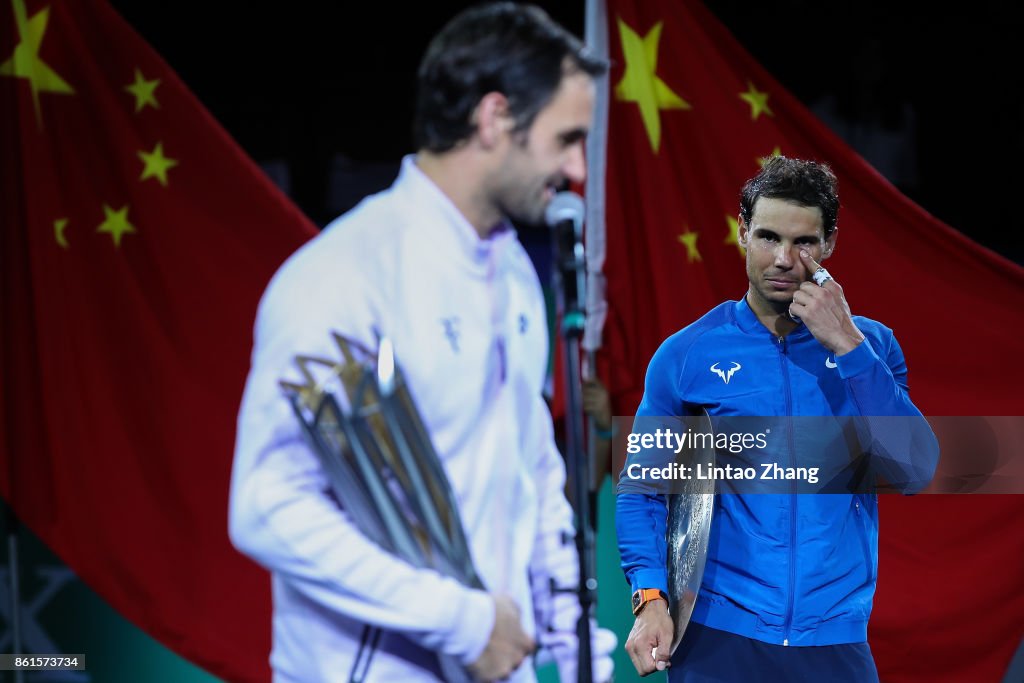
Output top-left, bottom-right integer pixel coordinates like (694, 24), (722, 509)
(600, 1), (1024, 681)
(0, 0), (315, 680)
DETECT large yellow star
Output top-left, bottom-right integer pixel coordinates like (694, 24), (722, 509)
(677, 229), (701, 263)
(124, 68), (160, 112)
(614, 19), (690, 153)
(97, 204), (136, 247)
(0, 0), (75, 127)
(138, 142), (178, 186)
(724, 215), (744, 257)
(739, 81), (773, 121)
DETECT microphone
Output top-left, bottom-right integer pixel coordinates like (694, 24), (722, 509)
(545, 191), (586, 336)
(545, 189), (595, 683)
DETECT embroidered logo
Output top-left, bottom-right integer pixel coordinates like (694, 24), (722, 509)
(710, 361), (742, 384)
(518, 313), (529, 334)
(441, 317), (460, 352)
(825, 356), (838, 369)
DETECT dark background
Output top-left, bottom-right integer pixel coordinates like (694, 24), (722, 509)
(109, 1), (1024, 264)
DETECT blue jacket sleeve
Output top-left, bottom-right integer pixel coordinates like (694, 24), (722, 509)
(615, 335), (685, 592)
(836, 330), (939, 494)
(616, 493), (669, 593)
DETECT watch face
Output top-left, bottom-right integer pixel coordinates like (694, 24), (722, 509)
(632, 591), (642, 611)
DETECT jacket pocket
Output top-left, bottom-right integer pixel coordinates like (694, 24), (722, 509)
(852, 496), (877, 585)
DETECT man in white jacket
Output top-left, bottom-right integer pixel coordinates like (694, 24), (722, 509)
(229, 3), (613, 681)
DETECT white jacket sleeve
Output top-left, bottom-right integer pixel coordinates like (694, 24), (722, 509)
(228, 255), (494, 666)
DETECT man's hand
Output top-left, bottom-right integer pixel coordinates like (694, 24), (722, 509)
(789, 251), (865, 356)
(624, 598), (673, 676)
(582, 379), (613, 432)
(469, 595), (535, 681)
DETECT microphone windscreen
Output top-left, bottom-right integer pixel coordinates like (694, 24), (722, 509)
(544, 191), (585, 232)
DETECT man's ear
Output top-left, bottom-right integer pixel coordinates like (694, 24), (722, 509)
(822, 227), (838, 260)
(473, 92), (512, 149)
(737, 216), (750, 249)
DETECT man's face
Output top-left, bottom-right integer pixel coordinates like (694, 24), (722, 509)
(491, 70), (595, 225)
(739, 197), (837, 309)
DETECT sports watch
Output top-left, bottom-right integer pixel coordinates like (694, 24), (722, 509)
(631, 588), (668, 616)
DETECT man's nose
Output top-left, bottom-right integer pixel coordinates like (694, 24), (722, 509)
(563, 141), (586, 185)
(774, 243), (796, 268)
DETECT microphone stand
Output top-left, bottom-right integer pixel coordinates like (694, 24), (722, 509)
(552, 215), (595, 683)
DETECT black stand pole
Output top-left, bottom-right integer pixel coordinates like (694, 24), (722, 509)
(553, 212), (595, 683)
(563, 334), (596, 683)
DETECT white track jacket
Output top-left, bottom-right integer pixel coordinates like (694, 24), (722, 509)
(230, 156), (600, 682)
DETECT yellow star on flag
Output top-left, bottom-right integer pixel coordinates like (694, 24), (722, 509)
(739, 81), (773, 120)
(758, 146), (782, 167)
(614, 19), (690, 153)
(0, 0), (75, 127)
(138, 142), (178, 186)
(54, 217), (69, 248)
(725, 215), (744, 257)
(124, 67), (160, 112)
(97, 204), (136, 247)
(677, 229), (701, 263)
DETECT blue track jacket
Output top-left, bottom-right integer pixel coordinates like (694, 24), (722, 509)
(616, 297), (938, 646)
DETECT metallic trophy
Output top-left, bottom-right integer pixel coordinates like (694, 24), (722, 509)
(280, 333), (481, 682)
(665, 410), (716, 654)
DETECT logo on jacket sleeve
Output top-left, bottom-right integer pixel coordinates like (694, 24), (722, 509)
(710, 361), (742, 384)
(825, 356), (838, 369)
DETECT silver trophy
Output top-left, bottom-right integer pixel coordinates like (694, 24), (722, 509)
(665, 411), (716, 654)
(280, 333), (481, 682)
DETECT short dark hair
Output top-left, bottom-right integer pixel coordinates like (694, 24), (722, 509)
(740, 156), (840, 238)
(413, 2), (607, 152)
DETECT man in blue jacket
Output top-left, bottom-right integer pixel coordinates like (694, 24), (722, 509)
(616, 157), (938, 681)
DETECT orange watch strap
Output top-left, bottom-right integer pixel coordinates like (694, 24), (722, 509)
(632, 588), (668, 615)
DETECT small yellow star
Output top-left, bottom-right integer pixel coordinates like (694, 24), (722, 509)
(54, 217), (69, 248)
(677, 229), (701, 263)
(124, 68), (160, 112)
(0, 0), (75, 127)
(138, 142), (178, 186)
(739, 82), (773, 121)
(97, 204), (136, 247)
(614, 18), (690, 153)
(757, 146), (782, 168)
(724, 216), (744, 257)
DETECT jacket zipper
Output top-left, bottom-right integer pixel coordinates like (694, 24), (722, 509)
(778, 335), (797, 646)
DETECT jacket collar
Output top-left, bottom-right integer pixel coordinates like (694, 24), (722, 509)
(734, 295), (813, 341)
(396, 155), (517, 274)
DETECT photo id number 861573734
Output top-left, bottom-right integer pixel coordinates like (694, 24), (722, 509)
(0, 654), (86, 671)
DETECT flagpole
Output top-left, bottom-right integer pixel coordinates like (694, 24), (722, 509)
(583, 0), (610, 363)
(567, 2), (609, 681)
(583, 0), (611, 498)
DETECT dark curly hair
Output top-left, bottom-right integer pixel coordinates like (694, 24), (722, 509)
(740, 156), (840, 238)
(413, 2), (607, 152)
